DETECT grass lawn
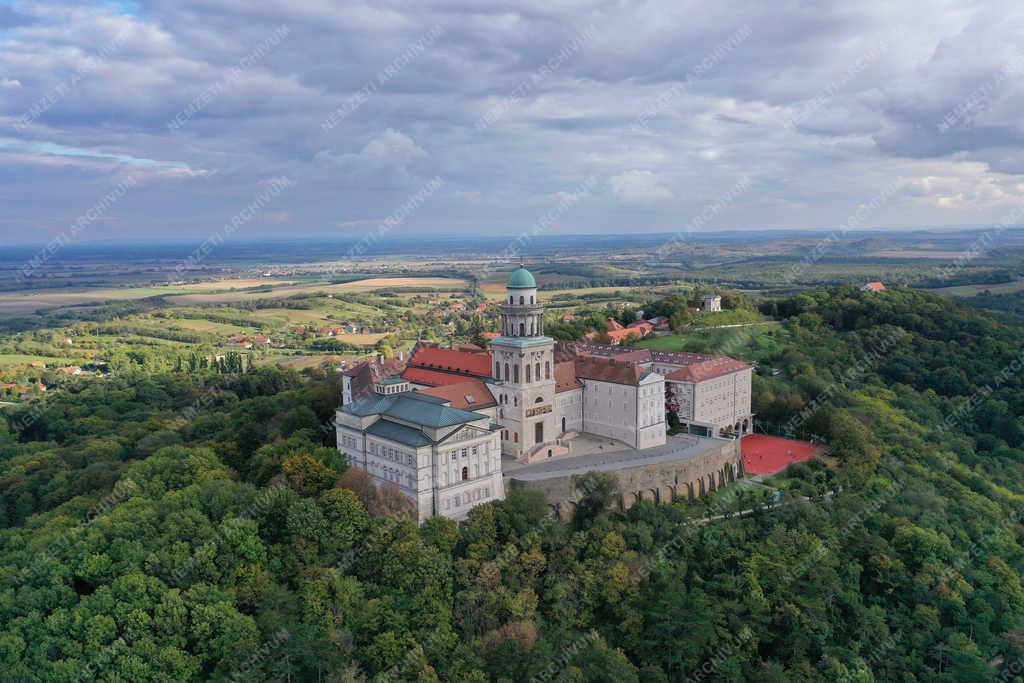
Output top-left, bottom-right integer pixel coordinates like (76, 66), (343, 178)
(164, 318), (260, 335)
(0, 353), (88, 367)
(636, 321), (785, 360)
(691, 309), (767, 326)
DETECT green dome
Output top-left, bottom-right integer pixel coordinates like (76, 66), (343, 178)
(507, 266), (536, 289)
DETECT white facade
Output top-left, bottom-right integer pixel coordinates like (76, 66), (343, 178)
(555, 386), (584, 434)
(490, 268), (669, 461)
(581, 373), (665, 449)
(491, 272), (564, 461)
(336, 396), (505, 523)
(702, 295), (722, 312)
(667, 367), (753, 437)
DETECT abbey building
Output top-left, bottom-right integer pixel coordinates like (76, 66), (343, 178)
(338, 266), (752, 522)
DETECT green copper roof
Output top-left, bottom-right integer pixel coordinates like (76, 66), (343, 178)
(365, 419), (433, 447)
(342, 392), (483, 429)
(507, 267), (536, 289)
(342, 393), (394, 416)
(384, 397), (483, 428)
(490, 335), (554, 348)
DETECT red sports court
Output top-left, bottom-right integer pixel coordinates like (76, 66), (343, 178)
(741, 434), (828, 476)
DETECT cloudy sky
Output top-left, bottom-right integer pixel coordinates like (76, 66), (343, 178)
(2, 0), (1024, 244)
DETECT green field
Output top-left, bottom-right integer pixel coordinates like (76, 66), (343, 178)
(163, 318), (260, 335)
(165, 277), (467, 305)
(924, 277), (1024, 297)
(636, 321), (785, 359)
(0, 353), (87, 367)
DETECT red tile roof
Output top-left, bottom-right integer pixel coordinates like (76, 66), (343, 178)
(574, 356), (646, 386)
(741, 434), (828, 475)
(418, 379), (496, 410)
(408, 345), (492, 377)
(480, 332), (500, 340)
(574, 346), (653, 364)
(557, 340), (749, 383)
(664, 357), (751, 382)
(344, 358), (408, 400)
(649, 350), (717, 365)
(607, 328), (643, 343)
(403, 366), (484, 387)
(862, 281), (886, 292)
(627, 320), (654, 334)
(554, 361), (582, 393)
(607, 318), (624, 331)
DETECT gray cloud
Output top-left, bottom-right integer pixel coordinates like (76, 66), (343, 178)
(1, 0), (1023, 243)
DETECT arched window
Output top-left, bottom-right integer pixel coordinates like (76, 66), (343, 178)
(530, 296), (534, 304)
(519, 323), (525, 336)
(462, 467), (469, 481)
(545, 361), (550, 379)
(513, 365), (519, 383)
(562, 416), (566, 432)
(494, 361), (500, 378)
(535, 396), (543, 403)
(519, 295), (524, 305)
(526, 364), (531, 382)
(535, 363), (541, 380)
(509, 296), (513, 304)
(504, 362), (509, 381)
(514, 396), (518, 406)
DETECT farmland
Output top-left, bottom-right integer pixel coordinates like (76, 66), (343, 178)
(0, 230), (1020, 384)
(924, 277), (1024, 297)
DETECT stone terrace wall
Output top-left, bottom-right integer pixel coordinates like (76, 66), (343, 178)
(508, 438), (742, 519)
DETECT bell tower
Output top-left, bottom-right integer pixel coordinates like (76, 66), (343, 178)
(490, 265), (557, 461)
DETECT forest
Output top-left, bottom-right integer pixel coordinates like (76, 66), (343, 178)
(2, 285), (1024, 681)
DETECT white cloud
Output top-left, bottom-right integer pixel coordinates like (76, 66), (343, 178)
(453, 189), (482, 204)
(314, 128), (427, 187)
(610, 170), (673, 204)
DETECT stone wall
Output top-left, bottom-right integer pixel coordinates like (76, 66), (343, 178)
(507, 438), (742, 519)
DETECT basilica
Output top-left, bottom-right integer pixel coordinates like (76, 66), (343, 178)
(337, 266), (752, 521)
